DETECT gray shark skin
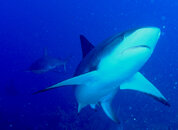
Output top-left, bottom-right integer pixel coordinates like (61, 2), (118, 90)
(28, 50), (67, 74)
(34, 27), (170, 123)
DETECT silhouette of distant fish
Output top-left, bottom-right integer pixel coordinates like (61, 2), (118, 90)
(27, 49), (68, 74)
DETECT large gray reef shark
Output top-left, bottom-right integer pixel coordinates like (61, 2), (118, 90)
(28, 49), (67, 74)
(34, 27), (170, 123)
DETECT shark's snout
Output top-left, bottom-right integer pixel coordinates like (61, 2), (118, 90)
(141, 27), (160, 34)
(135, 27), (161, 51)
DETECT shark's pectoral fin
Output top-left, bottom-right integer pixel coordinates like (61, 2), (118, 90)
(120, 72), (170, 106)
(33, 71), (97, 94)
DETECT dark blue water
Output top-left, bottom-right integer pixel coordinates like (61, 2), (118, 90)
(0, 0), (177, 129)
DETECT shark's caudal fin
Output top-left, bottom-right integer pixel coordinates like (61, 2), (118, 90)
(33, 71), (97, 94)
(120, 72), (170, 106)
(101, 89), (120, 124)
(80, 35), (94, 58)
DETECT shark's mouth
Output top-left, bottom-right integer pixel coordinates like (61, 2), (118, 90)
(121, 45), (151, 55)
(129, 45), (151, 50)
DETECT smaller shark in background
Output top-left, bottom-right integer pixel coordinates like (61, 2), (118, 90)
(28, 49), (68, 74)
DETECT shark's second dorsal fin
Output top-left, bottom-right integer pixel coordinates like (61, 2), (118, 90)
(80, 35), (94, 58)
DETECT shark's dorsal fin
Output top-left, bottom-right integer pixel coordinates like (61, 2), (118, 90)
(80, 35), (94, 58)
(120, 72), (170, 106)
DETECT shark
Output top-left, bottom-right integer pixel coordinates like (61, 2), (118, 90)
(34, 27), (170, 123)
(28, 49), (67, 74)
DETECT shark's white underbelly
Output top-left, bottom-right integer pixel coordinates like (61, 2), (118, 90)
(76, 46), (151, 105)
(75, 79), (119, 104)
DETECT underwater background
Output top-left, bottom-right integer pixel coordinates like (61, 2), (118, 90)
(0, 0), (177, 129)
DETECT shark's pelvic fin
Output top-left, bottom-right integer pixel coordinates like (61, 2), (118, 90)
(80, 35), (94, 58)
(120, 72), (170, 106)
(101, 89), (120, 124)
(33, 71), (97, 94)
(78, 103), (87, 113)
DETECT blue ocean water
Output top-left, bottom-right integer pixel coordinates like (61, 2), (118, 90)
(0, 0), (177, 129)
